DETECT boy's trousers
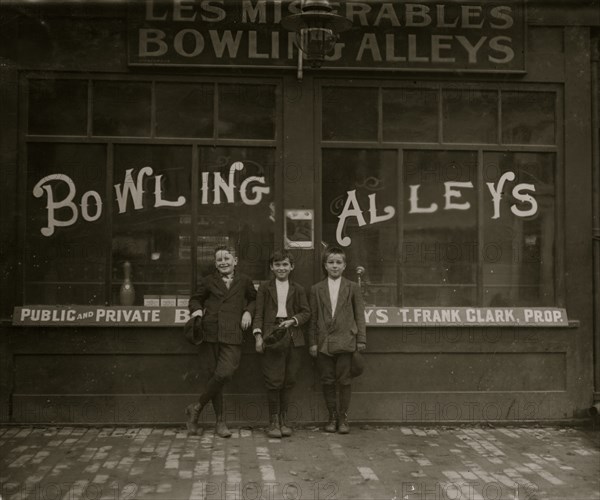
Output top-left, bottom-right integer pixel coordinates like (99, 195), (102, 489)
(262, 344), (302, 390)
(317, 352), (352, 386)
(198, 341), (242, 402)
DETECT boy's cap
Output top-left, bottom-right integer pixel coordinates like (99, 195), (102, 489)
(184, 316), (204, 346)
(351, 350), (365, 378)
(263, 326), (290, 352)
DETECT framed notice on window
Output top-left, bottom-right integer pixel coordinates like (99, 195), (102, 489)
(284, 209), (314, 249)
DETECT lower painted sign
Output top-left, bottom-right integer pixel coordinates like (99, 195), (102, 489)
(13, 306), (568, 327)
(364, 307), (568, 326)
(12, 306), (190, 326)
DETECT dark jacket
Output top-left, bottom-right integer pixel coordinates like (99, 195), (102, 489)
(308, 277), (366, 353)
(253, 279), (311, 347)
(189, 271), (257, 345)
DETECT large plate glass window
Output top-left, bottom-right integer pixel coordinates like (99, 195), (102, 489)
(196, 147), (275, 281)
(322, 149), (397, 305)
(25, 143), (107, 305)
(22, 76), (278, 306)
(321, 83), (558, 307)
(111, 145), (192, 305)
(402, 150), (478, 306)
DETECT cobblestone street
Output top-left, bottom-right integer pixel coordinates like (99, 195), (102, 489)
(1, 425), (598, 500)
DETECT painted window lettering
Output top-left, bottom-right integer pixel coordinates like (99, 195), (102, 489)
(32, 162), (270, 236)
(336, 170), (537, 247)
(32, 174), (103, 237)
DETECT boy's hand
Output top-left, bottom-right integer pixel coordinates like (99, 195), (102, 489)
(279, 319), (295, 329)
(255, 334), (264, 353)
(357, 342), (366, 352)
(309, 345), (318, 358)
(241, 311), (252, 330)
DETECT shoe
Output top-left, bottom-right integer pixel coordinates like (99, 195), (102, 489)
(337, 413), (350, 434)
(185, 403), (202, 435)
(215, 421), (232, 438)
(280, 413), (292, 437)
(324, 411), (337, 433)
(267, 415), (282, 438)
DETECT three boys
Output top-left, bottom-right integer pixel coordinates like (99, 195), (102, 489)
(187, 245), (365, 437)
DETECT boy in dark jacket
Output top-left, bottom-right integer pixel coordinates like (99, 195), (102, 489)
(309, 246), (366, 434)
(253, 250), (310, 438)
(186, 245), (256, 437)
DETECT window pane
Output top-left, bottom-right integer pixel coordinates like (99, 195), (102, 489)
(25, 284), (106, 305)
(322, 149), (397, 306)
(482, 152), (555, 306)
(322, 87), (378, 141)
(156, 83), (214, 138)
(218, 85), (275, 139)
(26, 143), (107, 305)
(29, 79), (87, 135)
(502, 92), (556, 145)
(197, 147), (275, 281)
(403, 285), (476, 307)
(402, 150), (478, 306)
(112, 145), (192, 305)
(93, 81), (151, 136)
(443, 89), (497, 143)
(383, 88), (438, 142)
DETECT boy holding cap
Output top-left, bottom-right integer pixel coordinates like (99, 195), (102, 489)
(186, 245), (256, 437)
(253, 250), (310, 438)
(308, 246), (366, 434)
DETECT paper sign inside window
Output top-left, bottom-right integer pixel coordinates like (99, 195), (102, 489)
(284, 210), (313, 249)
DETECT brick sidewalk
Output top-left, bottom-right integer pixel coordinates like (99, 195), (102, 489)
(0, 425), (598, 500)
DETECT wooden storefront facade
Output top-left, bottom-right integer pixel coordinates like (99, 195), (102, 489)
(0, 0), (599, 424)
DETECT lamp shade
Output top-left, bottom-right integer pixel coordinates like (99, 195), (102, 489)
(281, 0), (352, 68)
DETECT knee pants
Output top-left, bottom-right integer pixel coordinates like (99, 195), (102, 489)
(261, 344), (302, 390)
(317, 352), (352, 386)
(199, 341), (242, 386)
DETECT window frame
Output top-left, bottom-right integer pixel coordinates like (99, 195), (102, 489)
(315, 78), (565, 307)
(18, 72), (284, 305)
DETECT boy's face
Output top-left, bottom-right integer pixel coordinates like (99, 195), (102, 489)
(215, 250), (237, 276)
(324, 253), (346, 279)
(270, 258), (294, 281)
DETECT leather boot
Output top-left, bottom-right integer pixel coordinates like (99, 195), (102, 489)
(267, 414), (282, 438)
(279, 412), (292, 437)
(185, 403), (202, 435)
(324, 410), (337, 433)
(338, 384), (351, 434)
(322, 384), (337, 433)
(211, 391), (231, 438)
(267, 389), (280, 417)
(186, 377), (222, 436)
(337, 412), (350, 434)
(215, 419), (232, 438)
(279, 387), (292, 437)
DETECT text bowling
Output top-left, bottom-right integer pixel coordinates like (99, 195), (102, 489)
(32, 162), (270, 236)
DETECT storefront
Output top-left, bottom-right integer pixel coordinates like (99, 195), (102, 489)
(1, 0), (599, 423)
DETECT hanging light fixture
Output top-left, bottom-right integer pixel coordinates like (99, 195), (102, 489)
(281, 0), (352, 69)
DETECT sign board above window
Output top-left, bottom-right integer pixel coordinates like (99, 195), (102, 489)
(128, 1), (526, 73)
